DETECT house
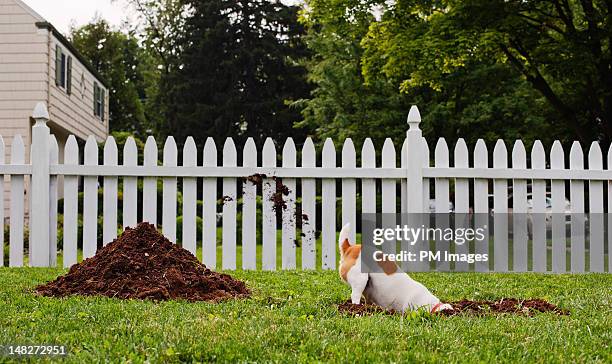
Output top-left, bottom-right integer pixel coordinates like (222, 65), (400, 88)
(1, 0), (109, 217)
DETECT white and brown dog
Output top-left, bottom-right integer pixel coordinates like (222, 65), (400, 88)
(338, 223), (452, 313)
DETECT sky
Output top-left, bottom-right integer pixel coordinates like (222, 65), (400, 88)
(20, 0), (132, 35)
(20, 0), (302, 35)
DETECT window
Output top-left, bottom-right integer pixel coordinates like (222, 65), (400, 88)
(94, 82), (105, 121)
(55, 45), (72, 94)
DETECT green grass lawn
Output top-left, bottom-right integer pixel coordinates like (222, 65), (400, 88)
(0, 269), (610, 363)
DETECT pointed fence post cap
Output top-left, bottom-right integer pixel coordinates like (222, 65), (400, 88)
(32, 102), (49, 124)
(407, 105), (421, 131)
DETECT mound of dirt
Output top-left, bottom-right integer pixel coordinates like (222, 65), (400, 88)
(338, 298), (568, 317)
(36, 222), (249, 302)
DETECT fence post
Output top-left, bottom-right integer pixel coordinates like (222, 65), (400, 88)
(405, 106), (426, 271)
(406, 105), (424, 213)
(30, 102), (50, 267)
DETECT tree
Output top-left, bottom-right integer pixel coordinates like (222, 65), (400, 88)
(296, 0), (411, 148)
(299, 0), (556, 149)
(156, 0), (311, 146)
(70, 19), (152, 135)
(362, 0), (612, 145)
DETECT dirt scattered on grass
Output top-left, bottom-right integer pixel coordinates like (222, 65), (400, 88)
(36, 222), (250, 302)
(338, 301), (397, 316)
(440, 298), (569, 316)
(338, 298), (569, 317)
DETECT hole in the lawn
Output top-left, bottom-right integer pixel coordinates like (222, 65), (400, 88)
(337, 298), (569, 317)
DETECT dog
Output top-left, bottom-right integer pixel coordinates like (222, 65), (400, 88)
(338, 223), (452, 313)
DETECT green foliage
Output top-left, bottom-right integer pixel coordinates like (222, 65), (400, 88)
(361, 0), (612, 145)
(296, 0), (410, 147)
(70, 19), (156, 136)
(155, 0), (312, 146)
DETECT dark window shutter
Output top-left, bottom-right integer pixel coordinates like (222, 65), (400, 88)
(93, 82), (99, 116)
(55, 45), (61, 86)
(66, 56), (72, 95)
(60, 53), (66, 87)
(101, 88), (105, 121)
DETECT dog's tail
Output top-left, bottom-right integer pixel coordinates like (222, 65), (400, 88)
(338, 223), (353, 256)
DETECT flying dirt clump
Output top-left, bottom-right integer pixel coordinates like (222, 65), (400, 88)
(36, 222), (250, 302)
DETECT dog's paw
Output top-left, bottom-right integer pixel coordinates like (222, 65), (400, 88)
(431, 303), (454, 313)
(438, 303), (454, 312)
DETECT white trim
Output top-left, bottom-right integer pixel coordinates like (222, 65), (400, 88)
(44, 165), (612, 180)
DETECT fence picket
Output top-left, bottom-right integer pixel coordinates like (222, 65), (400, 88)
(63, 135), (79, 267)
(416, 139), (431, 272)
(182, 138), (197, 252)
(512, 140), (528, 272)
(122, 137), (138, 229)
(301, 138), (316, 270)
(242, 138), (257, 270)
(103, 136), (118, 245)
(361, 139), (376, 216)
(550, 141), (566, 272)
(262, 138), (277, 270)
(9, 135), (24, 266)
(493, 140), (508, 272)
(454, 139), (469, 271)
(48, 135), (58, 266)
(202, 137), (217, 267)
(83, 136), (99, 259)
(322, 138), (336, 269)
(434, 138), (450, 271)
(569, 142), (585, 272)
(143, 136), (158, 225)
(473, 140), (489, 271)
(608, 145), (612, 272)
(531, 141), (547, 272)
(401, 139), (407, 214)
(342, 139), (356, 244)
(282, 138), (297, 269)
(222, 138), (237, 270)
(588, 142), (604, 272)
(162, 137), (177, 242)
(381, 139), (396, 213)
(0, 136), (3, 266)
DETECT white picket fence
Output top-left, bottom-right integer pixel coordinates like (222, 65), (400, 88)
(1, 103), (611, 272)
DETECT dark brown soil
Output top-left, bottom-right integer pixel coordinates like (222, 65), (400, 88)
(338, 301), (397, 316)
(36, 222), (250, 302)
(242, 173), (267, 185)
(338, 298), (568, 317)
(270, 177), (291, 212)
(242, 173), (292, 213)
(220, 195), (233, 204)
(440, 298), (569, 316)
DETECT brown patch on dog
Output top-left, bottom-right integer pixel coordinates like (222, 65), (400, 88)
(339, 245), (361, 281)
(376, 255), (398, 275)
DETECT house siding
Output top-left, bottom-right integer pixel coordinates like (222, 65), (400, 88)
(49, 33), (109, 142)
(0, 0), (45, 219)
(0, 0), (109, 219)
